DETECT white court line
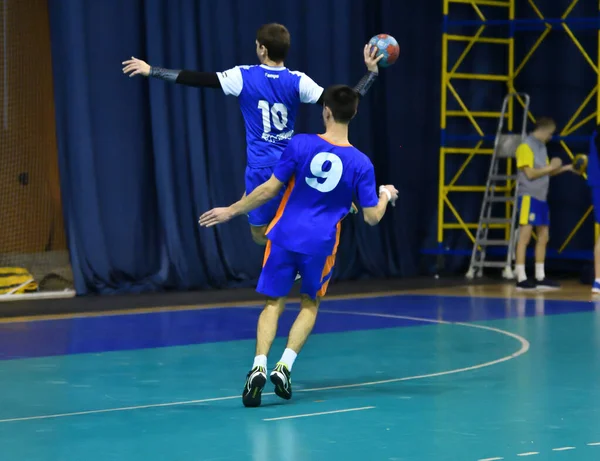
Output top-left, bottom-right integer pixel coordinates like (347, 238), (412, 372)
(0, 395), (241, 423)
(0, 310), (530, 424)
(480, 443), (598, 460)
(263, 406), (375, 421)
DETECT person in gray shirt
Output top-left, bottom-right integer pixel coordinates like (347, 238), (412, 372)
(515, 117), (577, 290)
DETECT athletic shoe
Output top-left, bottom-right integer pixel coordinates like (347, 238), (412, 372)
(535, 279), (560, 290)
(270, 362), (292, 400)
(516, 279), (536, 291)
(242, 366), (267, 408)
(593, 281), (600, 294)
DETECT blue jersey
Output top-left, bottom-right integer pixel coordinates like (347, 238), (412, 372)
(267, 134), (380, 256)
(217, 65), (324, 168)
(588, 131), (600, 187)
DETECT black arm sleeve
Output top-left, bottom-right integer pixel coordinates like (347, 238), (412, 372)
(353, 71), (378, 98)
(176, 70), (221, 88)
(315, 71), (379, 105)
(148, 67), (222, 89)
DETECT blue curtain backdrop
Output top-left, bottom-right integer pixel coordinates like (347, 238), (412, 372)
(48, 0), (439, 294)
(47, 0), (595, 294)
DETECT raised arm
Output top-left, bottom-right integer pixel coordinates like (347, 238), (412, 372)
(122, 57), (246, 94)
(153, 68), (221, 88)
(314, 44), (383, 105)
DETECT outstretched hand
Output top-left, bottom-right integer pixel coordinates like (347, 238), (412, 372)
(198, 207), (235, 228)
(122, 57), (151, 77)
(364, 44), (384, 73)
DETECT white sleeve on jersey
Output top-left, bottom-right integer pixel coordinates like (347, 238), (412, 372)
(216, 66), (244, 97)
(298, 73), (324, 104)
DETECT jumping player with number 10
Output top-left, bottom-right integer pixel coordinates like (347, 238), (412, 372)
(199, 85), (398, 407)
(123, 24), (384, 246)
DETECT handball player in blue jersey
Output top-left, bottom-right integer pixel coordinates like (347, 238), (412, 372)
(199, 85), (398, 407)
(123, 23), (382, 245)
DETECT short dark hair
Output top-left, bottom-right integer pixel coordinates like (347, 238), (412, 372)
(534, 117), (556, 131)
(323, 85), (359, 124)
(256, 23), (291, 62)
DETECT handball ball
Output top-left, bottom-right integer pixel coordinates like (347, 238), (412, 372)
(369, 34), (400, 68)
(574, 154), (588, 174)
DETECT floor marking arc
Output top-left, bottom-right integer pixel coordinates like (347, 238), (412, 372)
(0, 309), (530, 424)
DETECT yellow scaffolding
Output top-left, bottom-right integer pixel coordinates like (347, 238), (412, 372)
(439, 0), (600, 257)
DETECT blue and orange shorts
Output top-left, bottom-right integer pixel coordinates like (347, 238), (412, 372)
(257, 241), (335, 299)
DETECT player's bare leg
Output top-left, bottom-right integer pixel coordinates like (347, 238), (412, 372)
(242, 297), (286, 407)
(534, 225), (549, 280)
(256, 297), (286, 356)
(515, 225), (535, 290)
(271, 295), (320, 400)
(534, 225), (558, 289)
(594, 236), (600, 294)
(286, 295), (320, 352)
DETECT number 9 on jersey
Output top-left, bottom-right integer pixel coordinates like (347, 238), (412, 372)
(305, 152), (343, 193)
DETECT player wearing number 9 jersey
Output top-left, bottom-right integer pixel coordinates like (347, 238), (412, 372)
(122, 23), (381, 245)
(199, 85), (398, 407)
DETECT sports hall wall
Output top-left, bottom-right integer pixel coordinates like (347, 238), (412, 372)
(0, 0), (65, 256)
(45, 0), (596, 294)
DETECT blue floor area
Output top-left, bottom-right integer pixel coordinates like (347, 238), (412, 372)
(1, 294), (599, 460)
(0, 294), (595, 360)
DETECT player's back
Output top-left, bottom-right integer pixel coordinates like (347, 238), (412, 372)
(267, 134), (375, 256)
(218, 65), (323, 168)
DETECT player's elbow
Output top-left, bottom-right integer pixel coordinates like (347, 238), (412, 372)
(363, 209), (380, 226)
(521, 167), (536, 180)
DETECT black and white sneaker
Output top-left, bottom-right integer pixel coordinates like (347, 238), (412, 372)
(535, 279), (560, 290)
(242, 366), (267, 407)
(516, 279), (537, 291)
(270, 362), (292, 400)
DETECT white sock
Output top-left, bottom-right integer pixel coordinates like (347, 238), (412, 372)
(280, 348), (298, 371)
(535, 263), (545, 281)
(595, 278), (600, 285)
(515, 264), (527, 283)
(252, 355), (267, 370)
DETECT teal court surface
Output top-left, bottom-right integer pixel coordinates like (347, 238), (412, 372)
(1, 288), (600, 460)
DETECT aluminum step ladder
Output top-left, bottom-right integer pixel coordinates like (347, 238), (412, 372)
(466, 93), (531, 280)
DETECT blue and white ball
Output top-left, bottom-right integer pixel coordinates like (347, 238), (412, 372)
(368, 34), (400, 68)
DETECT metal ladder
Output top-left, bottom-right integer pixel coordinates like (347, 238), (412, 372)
(466, 93), (531, 280)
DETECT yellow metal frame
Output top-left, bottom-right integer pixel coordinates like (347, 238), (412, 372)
(439, 0), (600, 254)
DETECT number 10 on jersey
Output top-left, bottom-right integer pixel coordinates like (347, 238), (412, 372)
(258, 100), (288, 133)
